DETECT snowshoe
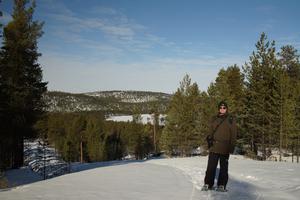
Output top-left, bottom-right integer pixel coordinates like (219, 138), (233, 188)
(201, 184), (209, 191)
(215, 185), (228, 192)
(201, 184), (214, 191)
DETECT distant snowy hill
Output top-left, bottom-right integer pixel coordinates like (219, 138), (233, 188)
(44, 90), (171, 113)
(2, 156), (300, 200)
(84, 91), (170, 103)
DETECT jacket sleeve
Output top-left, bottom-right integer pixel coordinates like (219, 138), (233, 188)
(207, 117), (215, 138)
(229, 117), (237, 154)
(206, 117), (215, 147)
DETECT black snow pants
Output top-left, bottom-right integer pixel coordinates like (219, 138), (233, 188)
(204, 152), (230, 188)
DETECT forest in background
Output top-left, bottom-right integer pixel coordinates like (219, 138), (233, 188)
(162, 34), (300, 161)
(35, 32), (300, 164)
(1, 0), (300, 171)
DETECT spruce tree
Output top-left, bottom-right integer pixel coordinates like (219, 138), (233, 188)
(198, 91), (215, 148)
(278, 45), (300, 161)
(0, 0), (47, 168)
(149, 104), (159, 153)
(208, 65), (245, 114)
(243, 33), (281, 159)
(161, 74), (201, 156)
(160, 90), (183, 155)
(86, 116), (105, 161)
(279, 45), (300, 80)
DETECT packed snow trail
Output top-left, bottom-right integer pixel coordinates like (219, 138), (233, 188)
(1, 156), (300, 200)
(147, 155), (300, 200)
(0, 162), (195, 200)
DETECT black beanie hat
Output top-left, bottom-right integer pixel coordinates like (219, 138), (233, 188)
(218, 101), (228, 109)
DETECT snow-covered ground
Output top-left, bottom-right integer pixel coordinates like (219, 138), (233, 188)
(1, 155), (300, 200)
(24, 140), (68, 179)
(148, 156), (300, 200)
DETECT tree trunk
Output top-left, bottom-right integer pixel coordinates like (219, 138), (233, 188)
(153, 117), (157, 153)
(80, 138), (83, 163)
(279, 76), (283, 162)
(251, 133), (254, 152)
(12, 135), (24, 168)
(262, 133), (266, 160)
(279, 85), (283, 162)
(297, 134), (299, 163)
(292, 144), (294, 163)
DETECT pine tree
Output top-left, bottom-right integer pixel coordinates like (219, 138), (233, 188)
(104, 125), (124, 160)
(279, 45), (300, 80)
(243, 33), (281, 159)
(0, 0), (9, 170)
(86, 116), (105, 161)
(208, 65), (245, 113)
(160, 89), (183, 155)
(198, 91), (215, 148)
(0, 1), (2, 38)
(47, 113), (67, 153)
(70, 115), (86, 162)
(0, 0), (47, 168)
(278, 45), (300, 162)
(161, 74), (201, 156)
(149, 103), (159, 153)
(184, 82), (202, 154)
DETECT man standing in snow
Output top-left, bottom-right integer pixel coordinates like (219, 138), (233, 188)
(202, 101), (237, 192)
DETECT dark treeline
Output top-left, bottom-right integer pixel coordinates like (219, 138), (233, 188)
(35, 112), (162, 163)
(162, 33), (300, 162)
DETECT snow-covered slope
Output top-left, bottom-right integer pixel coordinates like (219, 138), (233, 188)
(1, 156), (299, 200)
(84, 90), (170, 103)
(44, 90), (171, 113)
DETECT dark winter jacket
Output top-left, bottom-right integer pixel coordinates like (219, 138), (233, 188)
(208, 114), (237, 155)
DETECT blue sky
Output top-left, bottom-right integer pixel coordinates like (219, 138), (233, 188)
(1, 0), (300, 94)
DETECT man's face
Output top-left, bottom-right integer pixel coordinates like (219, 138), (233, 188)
(219, 106), (227, 115)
